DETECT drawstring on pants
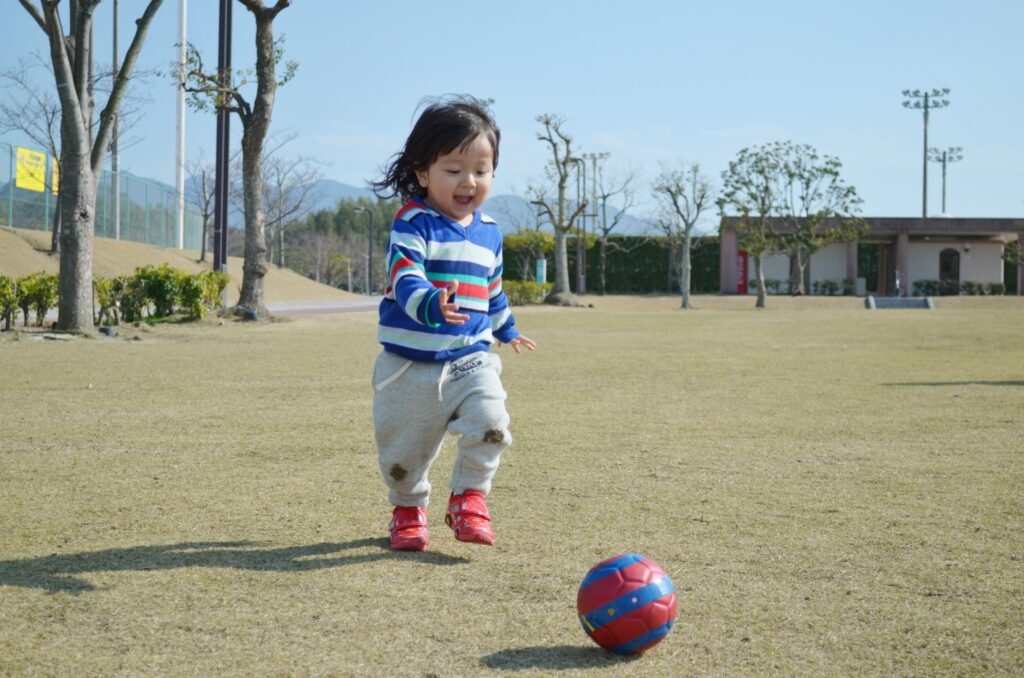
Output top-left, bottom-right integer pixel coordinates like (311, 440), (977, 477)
(437, 360), (451, 402)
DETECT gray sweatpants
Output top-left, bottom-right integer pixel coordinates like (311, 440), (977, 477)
(372, 350), (512, 508)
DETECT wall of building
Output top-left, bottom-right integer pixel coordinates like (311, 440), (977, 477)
(908, 241), (1005, 285)
(809, 243), (848, 284)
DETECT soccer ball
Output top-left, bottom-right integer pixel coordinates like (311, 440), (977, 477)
(577, 553), (676, 654)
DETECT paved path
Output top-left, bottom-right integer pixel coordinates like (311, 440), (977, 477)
(266, 296), (381, 316)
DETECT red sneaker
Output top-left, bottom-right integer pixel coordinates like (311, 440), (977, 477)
(445, 490), (495, 545)
(389, 506), (428, 551)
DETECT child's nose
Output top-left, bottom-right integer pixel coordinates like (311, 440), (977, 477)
(460, 173), (476, 187)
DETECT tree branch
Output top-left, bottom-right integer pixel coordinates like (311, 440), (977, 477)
(18, 0), (47, 32)
(92, 0), (164, 174)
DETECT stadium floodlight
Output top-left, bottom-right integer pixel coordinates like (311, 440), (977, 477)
(927, 146), (964, 214)
(902, 88), (951, 218)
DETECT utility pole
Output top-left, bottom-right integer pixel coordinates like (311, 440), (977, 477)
(927, 146), (963, 215)
(112, 0), (120, 240)
(175, 0), (187, 249)
(212, 0), (232, 275)
(902, 88), (950, 218)
(354, 206), (375, 294)
(571, 158), (587, 295)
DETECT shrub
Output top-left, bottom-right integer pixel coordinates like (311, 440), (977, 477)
(198, 270), (230, 312)
(842, 278), (854, 296)
(914, 279), (940, 296)
(15, 272), (59, 327)
(0, 275), (17, 330)
(938, 279), (960, 296)
(94, 277), (119, 326)
(819, 279), (840, 296)
(136, 264), (181, 317)
(114, 274), (149, 322)
(16, 273), (37, 326)
(988, 282), (1006, 296)
(961, 281), (982, 296)
(503, 280), (553, 305)
(178, 275), (206, 319)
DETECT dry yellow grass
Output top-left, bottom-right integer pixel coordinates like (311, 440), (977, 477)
(1, 294), (1022, 676)
(0, 226), (357, 305)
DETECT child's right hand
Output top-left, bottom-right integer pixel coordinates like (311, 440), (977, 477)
(439, 280), (470, 325)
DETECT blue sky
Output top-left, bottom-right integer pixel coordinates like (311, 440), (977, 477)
(4, 1), (1023, 228)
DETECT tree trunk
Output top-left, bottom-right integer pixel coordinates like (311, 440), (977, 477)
(237, 131), (269, 316)
(278, 223), (285, 267)
(754, 252), (767, 309)
(681, 233), (692, 309)
(551, 229), (571, 296)
(598, 237), (607, 295)
(56, 150), (97, 332)
(49, 193), (61, 255)
(200, 217), (209, 263)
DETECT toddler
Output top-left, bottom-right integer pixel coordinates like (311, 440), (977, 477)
(370, 96), (535, 551)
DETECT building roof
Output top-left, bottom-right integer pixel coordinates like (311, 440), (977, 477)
(719, 216), (1024, 241)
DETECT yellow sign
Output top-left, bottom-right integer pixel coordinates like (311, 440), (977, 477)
(15, 147), (46, 192)
(52, 158), (59, 195)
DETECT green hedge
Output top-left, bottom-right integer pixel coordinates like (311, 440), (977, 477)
(0, 266), (229, 329)
(503, 281), (553, 305)
(502, 234), (721, 294)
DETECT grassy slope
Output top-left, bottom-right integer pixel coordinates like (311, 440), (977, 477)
(0, 226), (357, 305)
(1, 296), (1022, 676)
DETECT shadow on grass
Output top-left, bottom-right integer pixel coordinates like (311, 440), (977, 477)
(0, 538), (469, 594)
(883, 380), (1024, 387)
(480, 645), (638, 671)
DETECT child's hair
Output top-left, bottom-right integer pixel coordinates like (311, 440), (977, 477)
(372, 95), (500, 202)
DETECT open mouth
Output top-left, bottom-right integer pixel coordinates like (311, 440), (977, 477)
(454, 195), (474, 206)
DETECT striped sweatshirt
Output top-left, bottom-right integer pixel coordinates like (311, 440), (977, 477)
(377, 199), (520, 362)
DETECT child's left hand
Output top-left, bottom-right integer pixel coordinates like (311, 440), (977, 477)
(498, 335), (537, 354)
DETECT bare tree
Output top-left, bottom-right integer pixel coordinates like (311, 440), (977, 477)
(0, 55), (62, 253)
(1, 52), (153, 256)
(258, 135), (323, 268)
(186, 151), (215, 263)
(18, 0), (164, 333)
(529, 114), (587, 305)
(181, 0), (296, 319)
(653, 163), (714, 309)
(592, 166), (639, 296)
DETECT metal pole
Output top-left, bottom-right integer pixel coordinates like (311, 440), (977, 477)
(175, 0), (187, 249)
(112, 0), (120, 239)
(922, 93), (929, 219)
(368, 210), (374, 294)
(355, 206), (374, 294)
(213, 0), (232, 274)
(7, 145), (13, 228)
(941, 151), (947, 214)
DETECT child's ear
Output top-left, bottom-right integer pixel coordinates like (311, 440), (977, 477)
(415, 168), (429, 188)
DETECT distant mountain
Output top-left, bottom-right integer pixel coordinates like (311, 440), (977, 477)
(305, 179), (376, 212)
(483, 193), (653, 236)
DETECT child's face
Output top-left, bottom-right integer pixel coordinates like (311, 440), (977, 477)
(415, 134), (495, 226)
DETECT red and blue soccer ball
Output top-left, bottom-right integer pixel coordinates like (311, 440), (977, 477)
(576, 553), (677, 654)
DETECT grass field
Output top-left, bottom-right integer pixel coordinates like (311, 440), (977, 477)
(1, 295), (1022, 676)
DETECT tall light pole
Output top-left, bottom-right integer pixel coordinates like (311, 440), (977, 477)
(902, 88), (950, 218)
(582, 152), (609, 297)
(571, 157), (586, 295)
(112, 0), (120, 240)
(927, 146), (963, 215)
(354, 206), (375, 294)
(212, 0), (232, 275)
(175, 0), (187, 249)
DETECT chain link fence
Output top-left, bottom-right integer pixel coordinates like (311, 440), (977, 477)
(1, 140), (205, 250)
